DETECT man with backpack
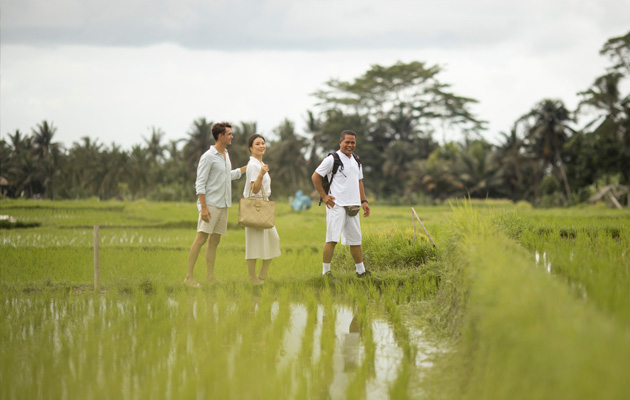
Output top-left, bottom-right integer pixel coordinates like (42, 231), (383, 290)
(311, 130), (378, 283)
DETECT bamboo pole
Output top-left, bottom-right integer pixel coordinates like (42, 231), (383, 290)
(412, 209), (416, 244)
(94, 225), (100, 290)
(411, 208), (436, 248)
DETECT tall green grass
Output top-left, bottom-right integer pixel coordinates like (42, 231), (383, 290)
(496, 211), (630, 325)
(423, 203), (630, 400)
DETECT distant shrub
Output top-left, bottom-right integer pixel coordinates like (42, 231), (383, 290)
(0, 219), (41, 229)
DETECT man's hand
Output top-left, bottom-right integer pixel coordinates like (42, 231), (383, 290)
(362, 202), (370, 217)
(323, 195), (336, 209)
(200, 207), (211, 222)
(240, 165), (247, 174)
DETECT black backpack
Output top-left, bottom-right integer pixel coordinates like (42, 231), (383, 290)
(319, 152), (362, 205)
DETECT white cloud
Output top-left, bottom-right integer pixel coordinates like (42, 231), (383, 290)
(1, 0), (628, 150)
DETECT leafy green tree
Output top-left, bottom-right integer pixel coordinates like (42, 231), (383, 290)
(32, 121), (63, 199)
(127, 145), (150, 199)
(516, 99), (575, 204)
(312, 61), (483, 200)
(6, 129), (38, 197)
(65, 137), (103, 198)
(100, 144), (129, 200)
(408, 142), (465, 202)
(265, 119), (309, 197)
(144, 127), (167, 164)
(456, 139), (503, 198)
(494, 127), (536, 201)
(183, 118), (214, 177)
(568, 31), (630, 193)
(601, 31), (630, 74)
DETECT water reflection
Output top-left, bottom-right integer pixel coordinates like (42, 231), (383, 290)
(3, 293), (439, 400)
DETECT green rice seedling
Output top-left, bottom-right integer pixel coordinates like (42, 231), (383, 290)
(423, 204), (630, 400)
(1, 199), (463, 398)
(496, 210), (630, 326)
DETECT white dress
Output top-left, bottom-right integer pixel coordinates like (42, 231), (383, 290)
(243, 157), (281, 260)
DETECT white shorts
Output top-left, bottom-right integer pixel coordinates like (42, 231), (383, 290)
(326, 204), (362, 245)
(197, 205), (228, 235)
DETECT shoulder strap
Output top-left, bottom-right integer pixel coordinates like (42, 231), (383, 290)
(330, 152), (342, 175)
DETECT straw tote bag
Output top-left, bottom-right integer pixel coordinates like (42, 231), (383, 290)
(238, 187), (275, 229)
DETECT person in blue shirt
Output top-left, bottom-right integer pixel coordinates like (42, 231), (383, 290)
(184, 122), (247, 287)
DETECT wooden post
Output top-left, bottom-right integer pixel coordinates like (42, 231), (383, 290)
(94, 225), (100, 290)
(411, 208), (436, 248)
(412, 209), (416, 245)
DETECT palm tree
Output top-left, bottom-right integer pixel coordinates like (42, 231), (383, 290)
(495, 127), (534, 201)
(32, 120), (63, 199)
(67, 137), (103, 198)
(576, 72), (630, 182)
(144, 126), (167, 163)
(517, 99), (575, 204)
(265, 119), (309, 196)
(456, 139), (503, 198)
(127, 145), (150, 199)
(7, 130), (37, 197)
(408, 143), (465, 202)
(99, 144), (129, 200)
(183, 118), (214, 175)
(231, 122), (258, 171)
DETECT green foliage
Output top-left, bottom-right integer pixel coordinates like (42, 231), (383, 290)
(3, 32), (629, 206)
(423, 203), (630, 400)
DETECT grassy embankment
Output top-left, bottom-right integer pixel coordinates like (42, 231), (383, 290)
(422, 203), (630, 400)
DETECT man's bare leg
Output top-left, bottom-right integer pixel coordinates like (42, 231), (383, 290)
(185, 231), (208, 286)
(349, 245), (363, 264)
(323, 241), (337, 263)
(205, 233), (221, 282)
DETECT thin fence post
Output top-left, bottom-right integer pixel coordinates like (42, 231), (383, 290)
(411, 207), (436, 248)
(412, 208), (416, 245)
(94, 225), (100, 290)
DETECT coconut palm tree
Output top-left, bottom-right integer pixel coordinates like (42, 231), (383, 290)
(517, 99), (575, 204)
(32, 120), (63, 199)
(66, 137), (103, 198)
(144, 127), (167, 164)
(265, 119), (309, 196)
(183, 118), (214, 175)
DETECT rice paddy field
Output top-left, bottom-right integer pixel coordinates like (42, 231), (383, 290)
(1, 199), (629, 399)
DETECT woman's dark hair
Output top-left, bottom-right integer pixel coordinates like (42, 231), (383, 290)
(247, 134), (266, 152)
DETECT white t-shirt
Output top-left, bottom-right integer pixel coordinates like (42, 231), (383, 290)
(243, 157), (271, 199)
(315, 151), (363, 206)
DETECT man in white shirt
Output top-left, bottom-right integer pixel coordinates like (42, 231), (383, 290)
(311, 130), (377, 283)
(185, 122), (247, 287)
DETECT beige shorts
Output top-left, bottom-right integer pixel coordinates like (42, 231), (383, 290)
(197, 205), (228, 235)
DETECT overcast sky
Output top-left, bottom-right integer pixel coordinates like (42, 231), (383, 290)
(1, 0), (628, 150)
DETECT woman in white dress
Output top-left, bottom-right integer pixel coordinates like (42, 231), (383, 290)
(243, 134), (281, 284)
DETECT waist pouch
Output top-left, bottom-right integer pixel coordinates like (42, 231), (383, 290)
(344, 206), (361, 217)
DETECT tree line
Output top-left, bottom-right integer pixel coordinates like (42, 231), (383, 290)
(1, 31), (629, 207)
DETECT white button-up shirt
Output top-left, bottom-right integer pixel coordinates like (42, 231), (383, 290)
(195, 146), (242, 210)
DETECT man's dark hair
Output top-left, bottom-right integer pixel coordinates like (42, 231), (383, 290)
(339, 130), (357, 141)
(247, 134), (266, 151)
(212, 122), (232, 141)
